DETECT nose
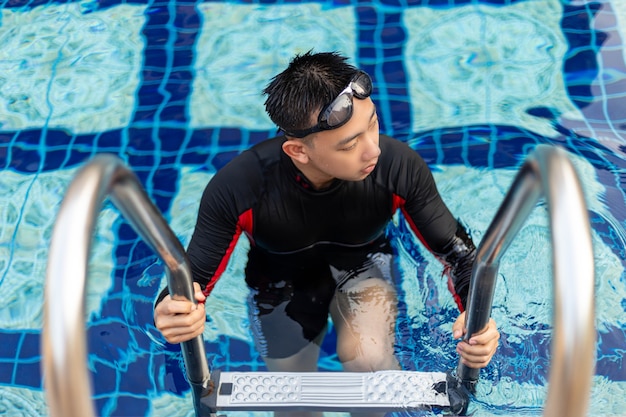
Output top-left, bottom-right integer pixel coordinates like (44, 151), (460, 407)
(362, 132), (381, 161)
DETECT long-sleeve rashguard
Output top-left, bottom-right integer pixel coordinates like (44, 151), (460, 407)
(157, 135), (475, 312)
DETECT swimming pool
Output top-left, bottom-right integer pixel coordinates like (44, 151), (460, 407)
(0, 0), (625, 415)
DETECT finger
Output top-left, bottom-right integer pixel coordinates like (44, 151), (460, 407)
(457, 341), (497, 368)
(452, 311), (467, 339)
(193, 282), (206, 303)
(161, 318), (206, 344)
(156, 304), (206, 342)
(156, 297), (199, 316)
(468, 319), (500, 345)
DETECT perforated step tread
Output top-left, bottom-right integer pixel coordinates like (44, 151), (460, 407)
(206, 370), (450, 412)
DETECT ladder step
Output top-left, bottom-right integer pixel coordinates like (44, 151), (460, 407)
(204, 370), (450, 412)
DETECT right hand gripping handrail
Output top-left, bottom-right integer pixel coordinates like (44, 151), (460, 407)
(42, 154), (211, 417)
(457, 145), (596, 417)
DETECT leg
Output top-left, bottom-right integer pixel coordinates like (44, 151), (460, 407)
(263, 329), (324, 372)
(263, 332), (326, 417)
(330, 277), (399, 417)
(330, 277), (400, 372)
(246, 269), (333, 417)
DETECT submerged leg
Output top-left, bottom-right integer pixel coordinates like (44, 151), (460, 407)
(330, 277), (400, 417)
(262, 332), (326, 417)
(330, 277), (400, 372)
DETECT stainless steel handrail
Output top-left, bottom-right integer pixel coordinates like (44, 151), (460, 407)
(42, 145), (595, 417)
(42, 154), (211, 417)
(457, 145), (596, 417)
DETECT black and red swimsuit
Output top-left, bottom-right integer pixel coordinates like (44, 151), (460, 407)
(160, 134), (476, 358)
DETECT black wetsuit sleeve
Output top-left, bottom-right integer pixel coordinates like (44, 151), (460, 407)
(155, 150), (262, 306)
(385, 137), (476, 310)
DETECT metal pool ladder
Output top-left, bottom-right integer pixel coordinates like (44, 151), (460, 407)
(41, 144), (595, 417)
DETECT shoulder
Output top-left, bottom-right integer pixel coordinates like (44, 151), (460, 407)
(222, 136), (283, 171)
(208, 137), (283, 183)
(373, 135), (436, 197)
(200, 137), (284, 210)
(377, 135), (429, 173)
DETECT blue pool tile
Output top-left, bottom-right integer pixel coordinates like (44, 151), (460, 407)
(160, 349), (191, 395)
(91, 358), (123, 392)
(145, 10), (171, 26)
(0, 362), (16, 385)
(159, 129), (188, 152)
(9, 147), (41, 172)
(43, 149), (72, 171)
(596, 327), (626, 380)
(211, 151), (241, 171)
(168, 93), (192, 110)
(43, 129), (72, 147)
(16, 333), (40, 360)
(0, 332), (22, 358)
(94, 130), (124, 151)
(89, 322), (133, 364)
(249, 130), (272, 146)
(217, 128), (242, 148)
(174, 3), (200, 22)
(107, 396), (151, 417)
(173, 30), (197, 48)
(137, 85), (167, 108)
(0, 132), (16, 145)
(14, 361), (42, 387)
(142, 68), (168, 83)
(187, 129), (213, 148)
(167, 70), (194, 82)
(143, 27), (171, 46)
(119, 356), (154, 394)
(158, 105), (188, 122)
(128, 129), (157, 152)
(151, 168), (180, 193)
(0, 333), (41, 387)
(143, 48), (170, 69)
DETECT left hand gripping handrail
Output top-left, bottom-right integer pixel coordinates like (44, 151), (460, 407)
(42, 154), (211, 417)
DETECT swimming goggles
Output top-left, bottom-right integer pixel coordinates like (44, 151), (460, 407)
(283, 70), (373, 138)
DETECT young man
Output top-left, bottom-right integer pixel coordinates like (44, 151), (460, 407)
(154, 51), (499, 393)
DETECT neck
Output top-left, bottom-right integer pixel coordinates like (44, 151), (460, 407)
(291, 159), (335, 190)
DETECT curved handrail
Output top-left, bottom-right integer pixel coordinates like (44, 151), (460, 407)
(42, 146), (595, 417)
(457, 145), (596, 416)
(42, 154), (211, 417)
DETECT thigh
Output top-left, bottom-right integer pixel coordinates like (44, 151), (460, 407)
(328, 240), (401, 371)
(263, 331), (326, 372)
(246, 249), (336, 360)
(330, 277), (400, 371)
(247, 286), (330, 360)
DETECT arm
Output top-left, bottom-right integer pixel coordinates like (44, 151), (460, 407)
(389, 139), (499, 367)
(388, 141), (474, 310)
(153, 175), (242, 343)
(154, 151), (261, 343)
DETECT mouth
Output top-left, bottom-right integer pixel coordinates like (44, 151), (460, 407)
(362, 162), (377, 174)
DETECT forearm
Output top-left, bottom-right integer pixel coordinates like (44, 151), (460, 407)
(439, 222), (476, 311)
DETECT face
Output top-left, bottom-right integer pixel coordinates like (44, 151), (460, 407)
(294, 97), (381, 189)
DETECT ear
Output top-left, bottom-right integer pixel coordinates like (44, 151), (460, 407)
(282, 139), (310, 164)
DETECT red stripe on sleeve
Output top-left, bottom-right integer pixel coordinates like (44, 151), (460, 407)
(202, 208), (254, 298)
(393, 194), (464, 312)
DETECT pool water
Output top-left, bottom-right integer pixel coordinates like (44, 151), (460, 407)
(1, 0), (625, 416)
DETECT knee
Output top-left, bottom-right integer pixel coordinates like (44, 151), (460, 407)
(341, 277), (395, 295)
(338, 342), (400, 372)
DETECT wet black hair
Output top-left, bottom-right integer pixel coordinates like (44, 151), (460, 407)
(263, 51), (358, 135)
